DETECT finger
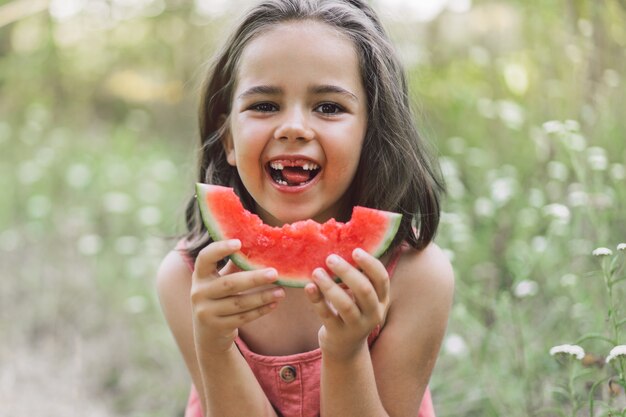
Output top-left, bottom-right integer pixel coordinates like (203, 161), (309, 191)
(326, 254), (378, 315)
(195, 239), (241, 279)
(202, 300), (280, 329)
(352, 248), (390, 304)
(312, 267), (360, 324)
(305, 280), (338, 322)
(304, 283), (323, 303)
(210, 268), (278, 298)
(214, 286), (285, 316)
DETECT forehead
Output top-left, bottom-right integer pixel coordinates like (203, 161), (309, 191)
(235, 21), (363, 93)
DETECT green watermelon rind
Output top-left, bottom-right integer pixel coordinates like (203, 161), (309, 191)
(195, 183), (402, 288)
(195, 183), (269, 274)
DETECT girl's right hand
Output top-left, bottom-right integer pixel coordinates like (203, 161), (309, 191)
(190, 239), (285, 354)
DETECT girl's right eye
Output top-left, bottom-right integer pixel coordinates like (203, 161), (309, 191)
(250, 102), (278, 112)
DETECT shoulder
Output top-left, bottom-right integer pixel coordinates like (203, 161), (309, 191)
(381, 242), (454, 352)
(390, 242), (455, 306)
(156, 246), (194, 306)
(385, 242), (454, 339)
(369, 243), (454, 412)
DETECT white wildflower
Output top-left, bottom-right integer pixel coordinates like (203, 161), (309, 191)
(560, 274), (578, 287)
(103, 192), (132, 213)
(587, 147), (608, 171)
(444, 333), (468, 357)
(66, 163), (92, 189)
(610, 163), (625, 180)
(514, 280), (539, 298)
(503, 62), (529, 96)
(497, 100), (525, 130)
(78, 234), (103, 256)
(137, 206), (162, 226)
(564, 120), (581, 131)
(568, 190), (589, 207)
(617, 243), (626, 252)
(543, 204), (571, 222)
(474, 197), (495, 217)
(547, 161), (568, 181)
(490, 177), (517, 205)
(566, 133), (587, 152)
(542, 120), (563, 134)
(606, 345), (626, 364)
(592, 247), (613, 257)
(550, 344), (585, 360)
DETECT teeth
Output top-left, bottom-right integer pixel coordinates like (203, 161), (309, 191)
(277, 179), (287, 185)
(269, 161), (320, 171)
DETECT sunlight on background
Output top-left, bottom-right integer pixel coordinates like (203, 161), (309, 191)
(1, 0), (625, 416)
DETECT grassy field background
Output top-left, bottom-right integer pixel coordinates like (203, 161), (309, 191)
(1, 0), (625, 416)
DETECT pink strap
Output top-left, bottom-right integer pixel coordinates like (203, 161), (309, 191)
(384, 241), (408, 277)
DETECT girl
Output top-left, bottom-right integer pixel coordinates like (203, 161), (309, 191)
(157, 1), (454, 416)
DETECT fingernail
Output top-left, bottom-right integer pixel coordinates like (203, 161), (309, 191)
(265, 268), (277, 279)
(353, 248), (365, 259)
(312, 268), (326, 281)
(305, 284), (317, 296)
(327, 254), (340, 266)
(228, 239), (241, 249)
(273, 289), (285, 298)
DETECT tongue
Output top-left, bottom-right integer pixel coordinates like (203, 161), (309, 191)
(281, 167), (310, 185)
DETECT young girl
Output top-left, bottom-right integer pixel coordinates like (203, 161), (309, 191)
(157, 1), (454, 416)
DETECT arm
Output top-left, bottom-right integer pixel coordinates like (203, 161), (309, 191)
(306, 244), (454, 417)
(156, 241), (284, 417)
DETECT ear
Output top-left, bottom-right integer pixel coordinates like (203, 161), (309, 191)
(218, 114), (236, 167)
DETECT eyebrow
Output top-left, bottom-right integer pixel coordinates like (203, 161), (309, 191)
(236, 84), (359, 103)
(310, 84), (359, 103)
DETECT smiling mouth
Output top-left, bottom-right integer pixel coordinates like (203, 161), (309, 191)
(267, 159), (321, 186)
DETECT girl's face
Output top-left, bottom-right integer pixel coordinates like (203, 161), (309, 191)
(224, 21), (367, 226)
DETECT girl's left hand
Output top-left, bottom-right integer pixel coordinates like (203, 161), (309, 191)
(304, 248), (390, 361)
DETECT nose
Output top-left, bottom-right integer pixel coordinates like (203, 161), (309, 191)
(274, 106), (314, 142)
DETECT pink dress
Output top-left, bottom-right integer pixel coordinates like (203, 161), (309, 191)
(178, 243), (436, 417)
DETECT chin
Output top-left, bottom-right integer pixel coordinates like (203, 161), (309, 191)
(257, 203), (324, 226)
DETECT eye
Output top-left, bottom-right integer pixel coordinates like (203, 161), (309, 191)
(250, 102), (278, 112)
(315, 103), (343, 115)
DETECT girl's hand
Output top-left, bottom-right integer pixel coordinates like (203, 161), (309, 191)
(191, 239), (286, 354)
(304, 248), (390, 361)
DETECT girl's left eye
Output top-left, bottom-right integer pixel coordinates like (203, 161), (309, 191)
(315, 103), (343, 115)
(250, 102), (278, 112)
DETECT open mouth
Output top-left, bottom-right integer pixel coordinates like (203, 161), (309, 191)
(267, 159), (321, 187)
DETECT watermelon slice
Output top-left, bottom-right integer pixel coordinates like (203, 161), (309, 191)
(195, 183), (402, 287)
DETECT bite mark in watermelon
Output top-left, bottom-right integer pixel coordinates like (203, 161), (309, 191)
(195, 183), (402, 287)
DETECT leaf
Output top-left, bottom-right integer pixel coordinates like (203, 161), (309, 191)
(575, 333), (617, 346)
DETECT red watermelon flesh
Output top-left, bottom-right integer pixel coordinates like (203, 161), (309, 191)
(196, 183), (402, 287)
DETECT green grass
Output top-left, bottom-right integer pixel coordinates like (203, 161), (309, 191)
(1, 1), (625, 416)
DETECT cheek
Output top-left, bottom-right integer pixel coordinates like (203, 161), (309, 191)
(230, 125), (267, 169)
(328, 141), (363, 180)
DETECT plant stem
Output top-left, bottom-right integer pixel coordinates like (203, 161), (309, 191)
(603, 258), (621, 346)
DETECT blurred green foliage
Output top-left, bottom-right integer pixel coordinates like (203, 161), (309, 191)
(1, 0), (625, 416)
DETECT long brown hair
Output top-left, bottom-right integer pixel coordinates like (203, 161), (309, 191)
(184, 0), (445, 260)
